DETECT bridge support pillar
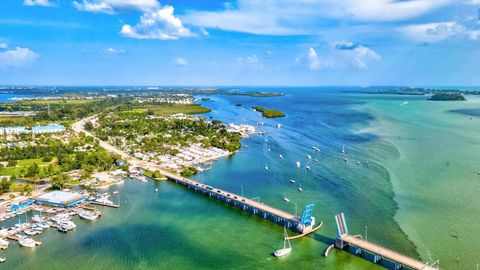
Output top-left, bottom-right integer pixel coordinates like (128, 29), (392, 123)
(354, 247), (362, 255)
(334, 238), (348, 250)
(394, 263), (403, 270)
(373, 255), (382, 264)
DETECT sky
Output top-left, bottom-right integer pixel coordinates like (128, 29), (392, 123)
(0, 0), (479, 86)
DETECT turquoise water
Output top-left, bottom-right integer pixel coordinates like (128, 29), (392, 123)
(1, 88), (479, 269)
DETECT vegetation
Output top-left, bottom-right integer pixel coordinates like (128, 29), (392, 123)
(181, 166), (198, 177)
(428, 93), (466, 101)
(252, 107), (286, 118)
(95, 111), (242, 155)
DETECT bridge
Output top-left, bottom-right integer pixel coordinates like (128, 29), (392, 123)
(334, 213), (439, 270)
(72, 116), (320, 234)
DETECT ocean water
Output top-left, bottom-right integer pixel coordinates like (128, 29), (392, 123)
(0, 88), (479, 269)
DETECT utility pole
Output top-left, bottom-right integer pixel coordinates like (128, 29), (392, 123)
(365, 226), (368, 241)
(240, 185), (244, 197)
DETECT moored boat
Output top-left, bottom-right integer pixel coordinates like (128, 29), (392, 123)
(19, 238), (36, 248)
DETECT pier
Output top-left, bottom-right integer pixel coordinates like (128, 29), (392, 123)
(334, 213), (438, 270)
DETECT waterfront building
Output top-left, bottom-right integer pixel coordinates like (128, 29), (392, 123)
(34, 191), (87, 208)
(0, 126), (27, 134)
(31, 124), (66, 134)
(11, 199), (33, 212)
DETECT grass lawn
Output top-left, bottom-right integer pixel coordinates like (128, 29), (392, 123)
(128, 104), (211, 115)
(21, 99), (101, 105)
(0, 158), (53, 177)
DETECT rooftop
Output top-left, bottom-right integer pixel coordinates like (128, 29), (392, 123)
(36, 191), (85, 204)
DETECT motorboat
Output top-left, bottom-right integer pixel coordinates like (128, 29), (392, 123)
(296, 161), (301, 168)
(279, 154), (284, 159)
(289, 179), (295, 183)
(79, 211), (99, 221)
(19, 238), (36, 248)
(307, 155), (312, 160)
(0, 239), (9, 249)
(305, 166), (311, 170)
(24, 229), (37, 236)
(283, 197), (290, 202)
(57, 226), (68, 233)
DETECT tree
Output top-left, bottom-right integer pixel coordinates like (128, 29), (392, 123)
(26, 162), (40, 178)
(152, 170), (164, 179)
(50, 174), (66, 190)
(84, 121), (94, 131)
(0, 177), (11, 194)
(7, 160), (17, 167)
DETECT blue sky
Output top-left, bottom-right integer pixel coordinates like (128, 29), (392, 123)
(0, 0), (479, 86)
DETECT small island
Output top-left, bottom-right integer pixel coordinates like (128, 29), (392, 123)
(428, 93), (466, 101)
(252, 107), (285, 118)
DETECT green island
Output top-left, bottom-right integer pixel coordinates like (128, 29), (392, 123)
(428, 93), (466, 101)
(252, 106), (286, 118)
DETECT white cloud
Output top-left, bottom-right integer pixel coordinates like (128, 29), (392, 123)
(120, 6), (194, 40)
(296, 42), (380, 70)
(105, 47), (125, 54)
(236, 54), (264, 69)
(400, 21), (476, 42)
(183, 0), (454, 35)
(174, 57), (188, 66)
(0, 46), (39, 68)
(0, 43), (7, 49)
(23, 0), (56, 7)
(73, 0), (159, 14)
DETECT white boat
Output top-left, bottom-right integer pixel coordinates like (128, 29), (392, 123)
(279, 154), (284, 159)
(296, 161), (301, 168)
(356, 161), (361, 165)
(38, 223), (50, 229)
(298, 185), (303, 192)
(315, 158), (319, 163)
(265, 164), (269, 171)
(19, 238), (36, 248)
(275, 124), (282, 128)
(0, 239), (9, 249)
(274, 228), (292, 257)
(289, 179), (295, 183)
(32, 215), (43, 223)
(24, 229), (37, 236)
(283, 197), (290, 202)
(342, 144), (346, 154)
(305, 166), (311, 170)
(312, 146), (320, 152)
(268, 148), (271, 152)
(307, 155), (312, 160)
(79, 211), (99, 221)
(0, 257), (5, 263)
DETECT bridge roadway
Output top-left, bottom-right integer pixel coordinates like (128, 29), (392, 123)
(73, 116), (300, 226)
(340, 235), (437, 270)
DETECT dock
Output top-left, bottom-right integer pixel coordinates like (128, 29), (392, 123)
(89, 201), (119, 208)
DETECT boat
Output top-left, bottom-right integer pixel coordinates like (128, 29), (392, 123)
(289, 179), (295, 183)
(307, 155), (312, 160)
(283, 197), (290, 202)
(298, 184), (303, 192)
(273, 228), (292, 257)
(343, 157), (348, 162)
(296, 161), (301, 168)
(265, 164), (269, 171)
(275, 124), (282, 128)
(356, 161), (361, 165)
(268, 148), (271, 152)
(305, 165), (311, 170)
(38, 223), (50, 229)
(32, 215), (44, 223)
(279, 154), (284, 159)
(0, 257), (5, 263)
(19, 238), (36, 248)
(315, 158), (319, 163)
(24, 229), (37, 236)
(342, 144), (346, 154)
(312, 146), (320, 152)
(79, 211), (99, 221)
(0, 239), (9, 249)
(57, 226), (68, 233)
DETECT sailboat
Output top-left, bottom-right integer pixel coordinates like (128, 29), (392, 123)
(307, 155), (312, 160)
(315, 157), (319, 163)
(265, 164), (269, 171)
(298, 184), (303, 192)
(296, 161), (301, 168)
(342, 144), (346, 154)
(279, 154), (284, 159)
(274, 227), (292, 257)
(305, 165), (311, 170)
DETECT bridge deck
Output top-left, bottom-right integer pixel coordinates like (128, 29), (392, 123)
(341, 235), (436, 270)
